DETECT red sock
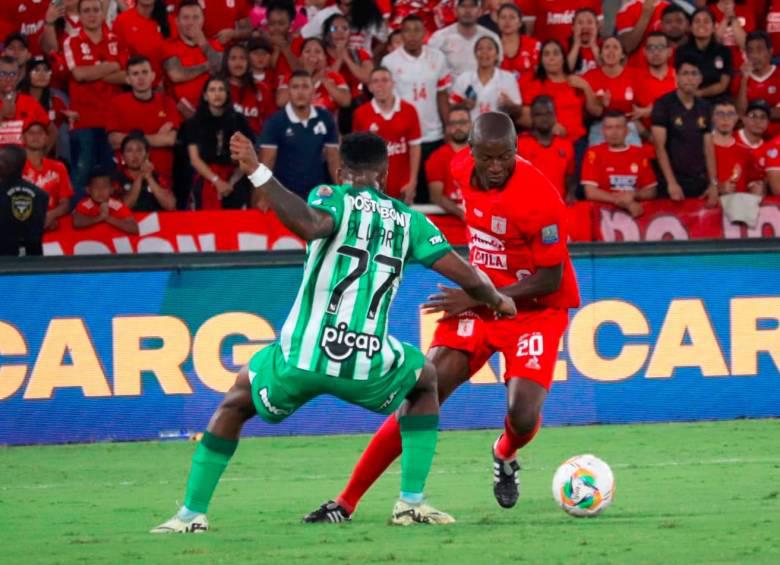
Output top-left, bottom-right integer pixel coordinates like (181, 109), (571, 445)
(336, 414), (402, 514)
(494, 416), (541, 461)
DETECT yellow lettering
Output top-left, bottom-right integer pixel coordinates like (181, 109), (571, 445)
(113, 316), (192, 396)
(568, 300), (649, 381)
(731, 297), (780, 375)
(646, 299), (728, 378)
(0, 322), (27, 400)
(419, 309), (498, 384)
(25, 318), (111, 399)
(193, 313), (276, 392)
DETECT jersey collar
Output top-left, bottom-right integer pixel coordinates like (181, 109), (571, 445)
(285, 103), (318, 126)
(370, 96), (401, 120)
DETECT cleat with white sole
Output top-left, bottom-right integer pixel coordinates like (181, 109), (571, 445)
(390, 500), (455, 526)
(150, 513), (209, 534)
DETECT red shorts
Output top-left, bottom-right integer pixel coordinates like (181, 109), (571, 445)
(429, 307), (569, 390)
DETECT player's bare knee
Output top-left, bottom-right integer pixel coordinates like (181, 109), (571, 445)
(416, 360), (439, 395)
(507, 403), (539, 436)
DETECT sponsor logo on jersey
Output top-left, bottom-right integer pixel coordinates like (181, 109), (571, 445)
(428, 235), (444, 245)
(321, 322), (382, 361)
(491, 216), (507, 235)
(386, 138), (408, 157)
(546, 10), (575, 25)
(457, 318), (475, 337)
(468, 227), (505, 251)
(313, 121), (327, 135)
(258, 387), (289, 416)
(609, 175), (638, 191)
(378, 388), (400, 411)
(316, 185), (333, 197)
(541, 224), (559, 244)
(472, 249), (508, 270)
(347, 195), (409, 227)
(769, 148), (778, 159)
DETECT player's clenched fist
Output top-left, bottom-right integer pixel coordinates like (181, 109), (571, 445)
(229, 132), (260, 176)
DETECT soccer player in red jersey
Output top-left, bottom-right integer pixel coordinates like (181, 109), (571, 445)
(163, 0), (223, 120)
(736, 32), (780, 140)
(107, 56), (180, 186)
(517, 95), (575, 202)
(426, 105), (471, 218)
(582, 111), (657, 217)
(73, 170), (139, 235)
(616, 0), (669, 68)
(712, 98), (764, 196)
(353, 67), (422, 203)
(523, 0), (602, 46)
(303, 112), (581, 522)
(22, 121), (72, 231)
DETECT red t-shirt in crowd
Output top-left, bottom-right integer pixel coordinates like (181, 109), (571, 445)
(230, 82), (274, 135)
(615, 0), (670, 68)
(732, 66), (780, 139)
(326, 47), (373, 99)
(425, 143), (465, 205)
(736, 129), (767, 164)
(279, 70), (348, 113)
(761, 140), (780, 176)
(22, 158), (74, 210)
(516, 133), (574, 197)
(708, 3), (756, 71)
(112, 7), (174, 87)
(162, 37), (223, 113)
(715, 139), (762, 193)
(106, 91), (180, 180)
(500, 35), (541, 79)
(0, 93), (49, 146)
(352, 97), (422, 199)
(63, 28), (127, 129)
(572, 45), (599, 76)
(451, 151), (580, 309)
(584, 66), (637, 115)
(524, 0), (602, 46)
(769, 0), (780, 58)
(202, 0), (251, 39)
(521, 78), (586, 140)
(0, 1), (49, 55)
(75, 196), (133, 219)
(581, 143), (657, 192)
(273, 36), (305, 84)
(633, 66), (676, 110)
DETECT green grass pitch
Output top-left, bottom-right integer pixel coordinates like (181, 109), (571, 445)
(2, 419), (779, 564)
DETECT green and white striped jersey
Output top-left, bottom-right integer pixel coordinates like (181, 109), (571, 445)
(279, 183), (452, 380)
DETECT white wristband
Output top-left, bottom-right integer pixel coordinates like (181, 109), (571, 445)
(247, 164), (273, 188)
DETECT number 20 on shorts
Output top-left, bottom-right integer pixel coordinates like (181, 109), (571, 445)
(517, 332), (544, 357)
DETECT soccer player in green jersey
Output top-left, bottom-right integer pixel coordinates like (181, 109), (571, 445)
(150, 131), (515, 532)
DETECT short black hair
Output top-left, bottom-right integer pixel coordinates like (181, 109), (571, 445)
(370, 65), (392, 78)
(662, 3), (689, 20)
(87, 168), (113, 185)
(530, 94), (555, 110)
(3, 32), (28, 49)
(401, 14), (424, 27)
(177, 0), (202, 13)
(266, 0), (295, 23)
(712, 97), (736, 109)
(340, 132), (388, 171)
(603, 109), (627, 120)
(127, 55), (151, 70)
(121, 130), (150, 153)
(675, 54), (701, 72)
(746, 30), (773, 51)
(0, 144), (27, 179)
(248, 35), (272, 53)
(289, 69), (312, 81)
(448, 103), (471, 116)
(646, 31), (668, 43)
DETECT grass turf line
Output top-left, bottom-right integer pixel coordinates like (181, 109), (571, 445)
(1, 419), (779, 564)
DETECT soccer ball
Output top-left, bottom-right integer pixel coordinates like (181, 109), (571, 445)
(552, 454), (615, 517)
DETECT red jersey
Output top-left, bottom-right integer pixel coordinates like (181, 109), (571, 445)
(1, 1), (49, 55)
(162, 38), (223, 112)
(526, 0), (602, 46)
(581, 143), (656, 192)
(516, 133), (574, 197)
(112, 7), (172, 86)
(75, 196), (133, 219)
(715, 139), (762, 193)
(106, 92), (180, 180)
(451, 151), (580, 309)
(0, 93), (49, 146)
(202, 0), (251, 39)
(500, 35), (541, 79)
(521, 78), (585, 140)
(769, 0), (780, 58)
(63, 29), (127, 129)
(425, 143), (465, 205)
(279, 70), (348, 113)
(273, 36), (305, 83)
(615, 0), (669, 68)
(572, 45), (599, 76)
(733, 66), (780, 139)
(633, 65), (676, 110)
(326, 47), (372, 99)
(708, 3), (755, 70)
(584, 66), (637, 115)
(761, 141), (780, 175)
(23, 158), (74, 210)
(230, 82), (273, 135)
(352, 98), (422, 199)
(736, 129), (767, 163)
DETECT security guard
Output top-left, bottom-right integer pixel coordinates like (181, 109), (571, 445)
(0, 145), (48, 256)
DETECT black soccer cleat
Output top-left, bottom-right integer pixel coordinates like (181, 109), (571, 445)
(492, 448), (521, 509)
(302, 500), (352, 524)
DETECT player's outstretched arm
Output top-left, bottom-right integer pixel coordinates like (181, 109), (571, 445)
(230, 132), (334, 241)
(430, 251), (516, 317)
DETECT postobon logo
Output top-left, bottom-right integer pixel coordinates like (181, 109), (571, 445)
(320, 323), (382, 361)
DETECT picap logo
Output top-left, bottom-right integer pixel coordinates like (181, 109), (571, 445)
(320, 323), (382, 361)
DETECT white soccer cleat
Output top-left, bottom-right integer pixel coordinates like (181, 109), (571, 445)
(149, 513), (209, 533)
(390, 500), (456, 526)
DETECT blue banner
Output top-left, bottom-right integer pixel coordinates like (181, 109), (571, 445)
(1, 250), (779, 445)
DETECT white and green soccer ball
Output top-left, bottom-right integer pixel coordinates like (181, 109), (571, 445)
(552, 454), (615, 517)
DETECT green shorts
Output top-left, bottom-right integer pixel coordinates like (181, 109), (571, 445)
(248, 342), (425, 424)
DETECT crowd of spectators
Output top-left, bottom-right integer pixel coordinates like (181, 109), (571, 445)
(1, 0), (780, 247)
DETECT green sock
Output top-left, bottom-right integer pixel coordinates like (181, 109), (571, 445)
(183, 431), (238, 514)
(398, 414), (440, 500)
